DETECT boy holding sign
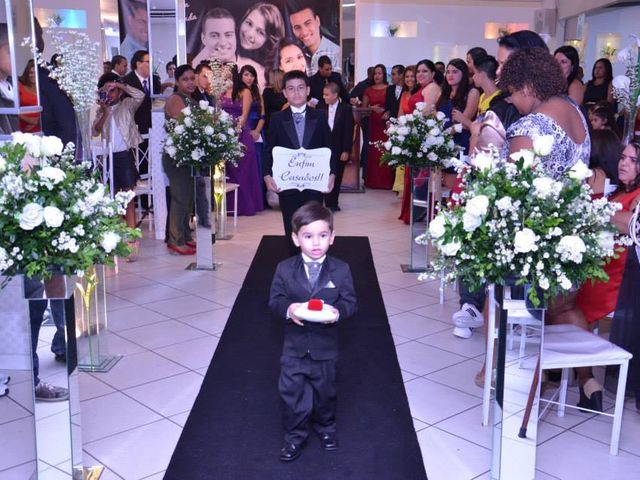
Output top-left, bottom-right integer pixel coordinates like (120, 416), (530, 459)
(263, 70), (335, 254)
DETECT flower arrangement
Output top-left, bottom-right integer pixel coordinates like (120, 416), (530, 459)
(0, 133), (140, 283)
(206, 58), (235, 105)
(376, 103), (462, 169)
(612, 35), (640, 142)
(24, 28), (100, 112)
(164, 100), (243, 169)
(419, 138), (626, 306)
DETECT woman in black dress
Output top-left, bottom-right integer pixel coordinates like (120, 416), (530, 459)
(583, 58), (614, 107)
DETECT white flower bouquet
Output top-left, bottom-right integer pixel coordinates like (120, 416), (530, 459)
(24, 29), (101, 112)
(376, 104), (462, 169)
(419, 139), (625, 306)
(612, 35), (640, 113)
(0, 133), (140, 283)
(164, 100), (243, 169)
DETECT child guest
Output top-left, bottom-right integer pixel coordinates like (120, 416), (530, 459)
(269, 202), (357, 462)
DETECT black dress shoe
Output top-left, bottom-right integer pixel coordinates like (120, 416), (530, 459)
(577, 386), (603, 413)
(54, 353), (66, 363)
(279, 442), (302, 462)
(319, 432), (338, 451)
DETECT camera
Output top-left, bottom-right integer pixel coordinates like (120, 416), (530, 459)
(99, 90), (109, 103)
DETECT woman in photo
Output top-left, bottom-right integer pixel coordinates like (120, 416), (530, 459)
(275, 38), (307, 74)
(237, 2), (285, 68)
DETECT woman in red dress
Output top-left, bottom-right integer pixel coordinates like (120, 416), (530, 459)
(18, 60), (40, 133)
(559, 142), (640, 411)
(362, 64), (393, 189)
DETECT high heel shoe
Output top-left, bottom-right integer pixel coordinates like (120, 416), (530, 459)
(577, 378), (603, 412)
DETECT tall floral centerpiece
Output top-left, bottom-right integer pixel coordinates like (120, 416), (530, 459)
(420, 138), (626, 306)
(25, 29), (101, 162)
(612, 35), (640, 144)
(0, 132), (139, 282)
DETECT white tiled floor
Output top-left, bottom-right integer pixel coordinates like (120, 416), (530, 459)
(13, 189), (640, 479)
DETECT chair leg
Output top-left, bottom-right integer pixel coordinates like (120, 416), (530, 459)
(558, 368), (569, 417)
(611, 361), (629, 455)
(234, 188), (238, 227)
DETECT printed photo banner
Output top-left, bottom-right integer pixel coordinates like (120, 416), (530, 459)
(186, 0), (341, 88)
(271, 146), (332, 191)
(118, 0), (150, 65)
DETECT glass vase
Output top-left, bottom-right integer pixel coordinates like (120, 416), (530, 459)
(213, 163), (230, 240)
(74, 109), (92, 165)
(622, 106), (638, 145)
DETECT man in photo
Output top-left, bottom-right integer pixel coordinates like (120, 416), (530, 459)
(288, 5), (341, 76)
(191, 8), (265, 90)
(309, 55), (347, 109)
(120, 0), (149, 67)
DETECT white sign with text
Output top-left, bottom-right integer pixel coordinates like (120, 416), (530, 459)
(272, 147), (332, 192)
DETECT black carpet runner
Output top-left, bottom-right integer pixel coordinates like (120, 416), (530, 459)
(164, 236), (427, 480)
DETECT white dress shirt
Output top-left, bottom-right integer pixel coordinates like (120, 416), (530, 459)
(327, 102), (338, 131)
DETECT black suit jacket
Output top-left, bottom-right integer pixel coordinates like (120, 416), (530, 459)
(37, 66), (76, 146)
(264, 107), (334, 191)
(320, 101), (353, 164)
(122, 71), (162, 135)
(384, 84), (402, 118)
(269, 255), (358, 360)
(309, 72), (348, 109)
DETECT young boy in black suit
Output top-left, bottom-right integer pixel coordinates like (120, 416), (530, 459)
(269, 202), (357, 462)
(263, 70), (335, 254)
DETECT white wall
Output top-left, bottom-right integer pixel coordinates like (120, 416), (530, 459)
(354, 1), (543, 81)
(582, 5), (640, 80)
(150, 19), (177, 76)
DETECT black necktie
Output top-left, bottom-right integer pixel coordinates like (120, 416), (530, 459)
(306, 261), (321, 286)
(143, 79), (149, 96)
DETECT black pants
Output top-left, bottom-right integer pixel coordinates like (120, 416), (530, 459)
(278, 354), (337, 445)
(324, 159), (346, 209)
(279, 189), (323, 255)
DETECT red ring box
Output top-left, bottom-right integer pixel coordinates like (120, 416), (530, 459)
(308, 299), (324, 311)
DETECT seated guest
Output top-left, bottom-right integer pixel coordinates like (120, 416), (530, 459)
(588, 101), (620, 138)
(556, 142), (640, 411)
(309, 55), (347, 109)
(92, 73), (145, 259)
(586, 129), (621, 198)
(18, 60), (40, 133)
(321, 81), (353, 212)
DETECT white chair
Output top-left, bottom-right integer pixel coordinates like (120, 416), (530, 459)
(481, 287), (633, 455)
(225, 182), (240, 227)
(134, 133), (153, 231)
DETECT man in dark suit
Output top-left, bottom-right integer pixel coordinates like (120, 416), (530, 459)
(111, 55), (128, 77)
(122, 50), (161, 136)
(269, 202), (357, 461)
(264, 70), (334, 254)
(192, 61), (214, 105)
(383, 64), (405, 120)
(320, 82), (353, 212)
(308, 55), (347, 109)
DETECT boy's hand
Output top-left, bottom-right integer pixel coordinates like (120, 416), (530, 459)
(287, 303), (305, 326)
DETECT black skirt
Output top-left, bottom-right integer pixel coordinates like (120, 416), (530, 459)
(112, 149), (139, 193)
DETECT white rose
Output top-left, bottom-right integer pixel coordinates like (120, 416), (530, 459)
(513, 228), (536, 254)
(383, 141), (392, 150)
(415, 102), (426, 112)
(166, 145), (177, 157)
(428, 215), (446, 239)
(387, 125), (397, 135)
(426, 119), (436, 127)
(495, 196), (513, 212)
(453, 123), (463, 133)
(472, 151), (493, 171)
(440, 240), (461, 256)
(435, 111), (446, 121)
(533, 177), (556, 198)
(199, 100), (209, 110)
(391, 146), (401, 155)
(510, 149), (535, 168)
(37, 166), (66, 184)
(181, 106), (192, 116)
(183, 117), (193, 127)
(191, 149), (203, 160)
(465, 195), (489, 217)
(463, 211), (482, 232)
(19, 203), (44, 230)
(398, 126), (410, 136)
(429, 127), (441, 136)
(612, 75), (631, 90)
(559, 275), (572, 290)
(204, 125), (214, 135)
(557, 235), (586, 263)
(539, 277), (550, 290)
(405, 114), (414, 122)
(597, 231), (615, 252)
(427, 152), (438, 161)
(227, 128), (235, 136)
(39, 136), (64, 157)
(100, 232), (121, 253)
(0, 155), (6, 173)
(174, 125), (184, 135)
(398, 116), (407, 126)
(568, 162), (593, 181)
(532, 135), (554, 156)
(43, 206), (64, 228)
